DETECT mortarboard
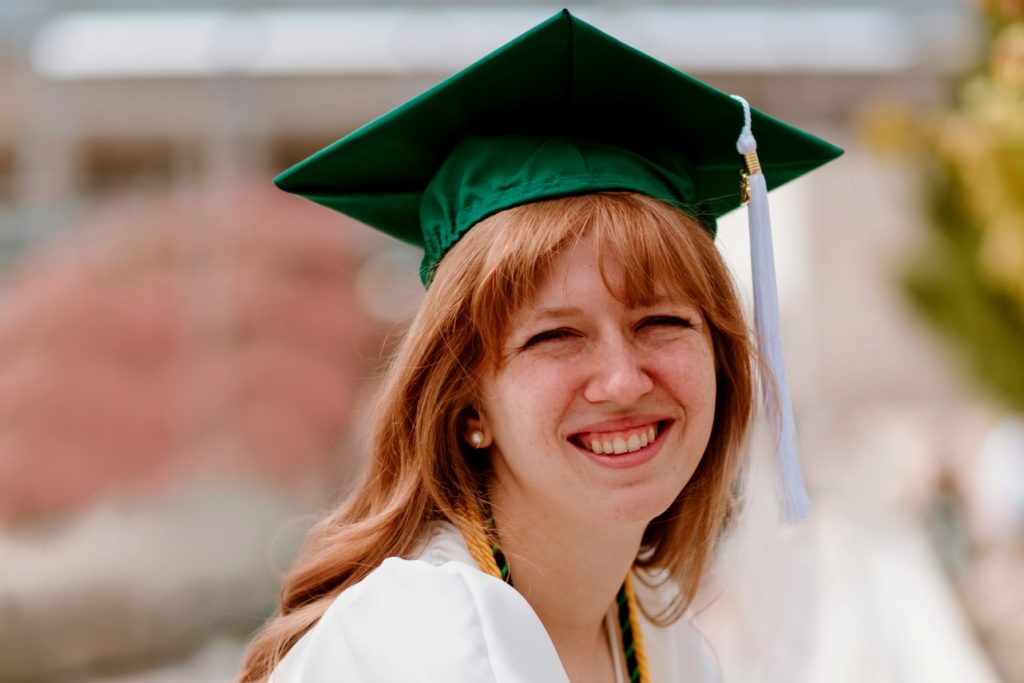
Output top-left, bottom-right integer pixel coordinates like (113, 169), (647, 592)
(274, 9), (843, 522)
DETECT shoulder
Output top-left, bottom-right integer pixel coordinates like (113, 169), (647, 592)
(271, 527), (568, 683)
(409, 519), (479, 566)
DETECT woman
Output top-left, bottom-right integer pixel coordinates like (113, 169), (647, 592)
(239, 10), (840, 682)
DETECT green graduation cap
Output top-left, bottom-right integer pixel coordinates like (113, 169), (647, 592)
(275, 8), (843, 523)
(274, 8), (841, 284)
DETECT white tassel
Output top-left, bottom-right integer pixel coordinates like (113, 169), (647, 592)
(730, 94), (811, 523)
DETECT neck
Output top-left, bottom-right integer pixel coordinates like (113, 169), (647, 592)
(488, 481), (645, 679)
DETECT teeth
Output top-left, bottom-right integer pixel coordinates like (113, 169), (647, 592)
(584, 423), (660, 455)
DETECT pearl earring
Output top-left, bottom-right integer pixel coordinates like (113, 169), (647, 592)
(470, 431), (484, 447)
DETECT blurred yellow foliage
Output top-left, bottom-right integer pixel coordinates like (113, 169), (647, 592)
(936, 38), (1024, 305)
(868, 4), (1024, 417)
(991, 23), (1024, 85)
(981, 0), (1024, 21)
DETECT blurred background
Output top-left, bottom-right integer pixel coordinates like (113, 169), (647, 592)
(0, 1), (1022, 681)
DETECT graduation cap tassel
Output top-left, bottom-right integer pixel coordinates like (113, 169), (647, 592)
(730, 95), (812, 523)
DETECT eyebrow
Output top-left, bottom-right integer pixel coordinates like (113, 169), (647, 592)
(522, 306), (584, 323)
(519, 298), (692, 326)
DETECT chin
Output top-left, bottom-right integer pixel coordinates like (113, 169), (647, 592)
(582, 481), (684, 528)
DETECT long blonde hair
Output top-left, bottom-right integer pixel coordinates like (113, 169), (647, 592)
(237, 192), (754, 681)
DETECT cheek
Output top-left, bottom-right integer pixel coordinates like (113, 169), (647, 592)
(482, 367), (565, 443)
(488, 358), (586, 413)
(664, 342), (717, 403)
(696, 354), (718, 407)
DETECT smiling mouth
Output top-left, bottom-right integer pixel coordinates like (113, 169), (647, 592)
(569, 420), (671, 455)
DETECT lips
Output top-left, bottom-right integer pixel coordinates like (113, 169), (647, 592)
(568, 418), (671, 456)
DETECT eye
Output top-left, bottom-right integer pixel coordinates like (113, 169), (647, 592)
(637, 315), (698, 330)
(521, 328), (576, 349)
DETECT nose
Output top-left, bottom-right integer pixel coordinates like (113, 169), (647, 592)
(582, 336), (654, 405)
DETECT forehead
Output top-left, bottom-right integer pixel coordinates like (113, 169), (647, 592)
(537, 234), (605, 297)
(519, 233), (684, 317)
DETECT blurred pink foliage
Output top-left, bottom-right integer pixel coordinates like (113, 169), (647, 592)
(0, 178), (383, 526)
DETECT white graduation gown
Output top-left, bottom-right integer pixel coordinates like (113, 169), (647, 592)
(271, 522), (719, 682)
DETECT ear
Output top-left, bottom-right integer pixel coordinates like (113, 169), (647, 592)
(460, 407), (493, 449)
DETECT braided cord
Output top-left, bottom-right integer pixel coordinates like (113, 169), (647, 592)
(488, 523), (513, 584)
(458, 501), (505, 581)
(623, 574), (651, 683)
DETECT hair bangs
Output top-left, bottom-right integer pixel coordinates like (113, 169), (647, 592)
(587, 194), (717, 312)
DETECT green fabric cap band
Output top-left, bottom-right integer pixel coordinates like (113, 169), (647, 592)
(420, 134), (699, 283)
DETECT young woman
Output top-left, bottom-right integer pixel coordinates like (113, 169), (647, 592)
(238, 10), (840, 683)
